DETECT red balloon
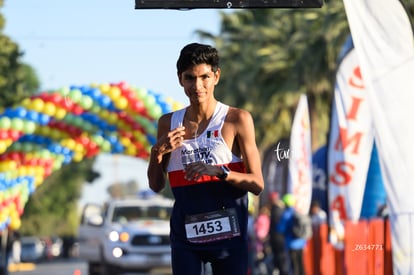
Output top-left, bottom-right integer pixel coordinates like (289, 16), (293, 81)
(0, 130), (8, 139)
(9, 129), (21, 140)
(72, 104), (84, 115)
(130, 99), (145, 113)
(49, 93), (64, 105)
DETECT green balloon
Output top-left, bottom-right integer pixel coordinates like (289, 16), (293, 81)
(91, 135), (104, 146)
(11, 118), (24, 131)
(134, 87), (147, 99)
(0, 117), (11, 129)
(148, 105), (162, 119)
(80, 96), (93, 110)
(23, 121), (36, 134)
(101, 140), (111, 152)
(22, 143), (34, 152)
(59, 87), (71, 97)
(69, 89), (82, 103)
(143, 95), (156, 107)
(90, 104), (101, 113)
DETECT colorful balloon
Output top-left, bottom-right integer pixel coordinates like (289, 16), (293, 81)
(0, 82), (183, 231)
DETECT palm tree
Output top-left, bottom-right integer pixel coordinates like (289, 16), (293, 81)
(196, 2), (351, 152)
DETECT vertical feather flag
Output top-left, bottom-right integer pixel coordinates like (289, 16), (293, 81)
(287, 94), (312, 215)
(327, 36), (374, 223)
(343, 0), (414, 272)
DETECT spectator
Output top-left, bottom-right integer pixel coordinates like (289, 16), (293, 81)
(247, 203), (257, 275)
(277, 194), (307, 275)
(255, 205), (271, 258)
(329, 209), (345, 250)
(269, 192), (290, 275)
(254, 204), (272, 274)
(310, 200), (327, 227)
(10, 231), (20, 266)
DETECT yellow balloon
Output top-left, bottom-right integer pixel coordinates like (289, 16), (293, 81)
(54, 107), (67, 120)
(21, 98), (31, 108)
(0, 212), (7, 223)
(35, 166), (45, 177)
(172, 102), (184, 111)
(73, 152), (84, 162)
(99, 83), (111, 94)
(43, 102), (57, 116)
(6, 161), (17, 171)
(126, 145), (136, 156)
(74, 143), (85, 153)
(99, 109), (110, 120)
(0, 141), (8, 154)
(116, 120), (128, 130)
(107, 112), (118, 124)
(50, 128), (63, 140)
(35, 175), (44, 186)
(26, 166), (36, 175)
(114, 97), (128, 110)
(18, 166), (28, 176)
(31, 98), (45, 112)
(5, 139), (13, 147)
(9, 217), (21, 230)
(108, 86), (121, 99)
(62, 139), (76, 150)
(120, 137), (131, 147)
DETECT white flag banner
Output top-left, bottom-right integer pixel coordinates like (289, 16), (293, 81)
(328, 38), (374, 222)
(287, 94), (312, 215)
(343, 0), (414, 273)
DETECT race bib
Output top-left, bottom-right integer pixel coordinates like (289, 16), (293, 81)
(184, 208), (240, 243)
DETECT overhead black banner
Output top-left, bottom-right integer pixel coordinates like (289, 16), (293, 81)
(135, 0), (323, 9)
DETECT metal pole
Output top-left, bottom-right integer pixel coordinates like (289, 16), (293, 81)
(0, 229), (9, 275)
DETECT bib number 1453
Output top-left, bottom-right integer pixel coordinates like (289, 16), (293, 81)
(185, 208), (240, 243)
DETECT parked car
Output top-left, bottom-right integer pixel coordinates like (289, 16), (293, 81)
(20, 236), (45, 263)
(78, 192), (174, 275)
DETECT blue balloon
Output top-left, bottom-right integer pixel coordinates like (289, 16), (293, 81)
(38, 113), (51, 125)
(26, 110), (40, 122)
(98, 95), (111, 108)
(146, 135), (156, 146)
(14, 107), (28, 118)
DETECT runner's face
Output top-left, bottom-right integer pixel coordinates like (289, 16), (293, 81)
(178, 64), (220, 104)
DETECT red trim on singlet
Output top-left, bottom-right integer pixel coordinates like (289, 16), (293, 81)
(168, 162), (247, 188)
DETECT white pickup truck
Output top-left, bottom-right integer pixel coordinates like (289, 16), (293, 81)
(77, 192), (174, 275)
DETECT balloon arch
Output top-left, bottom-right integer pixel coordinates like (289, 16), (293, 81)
(0, 82), (183, 231)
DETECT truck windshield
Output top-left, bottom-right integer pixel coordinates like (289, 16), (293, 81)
(112, 206), (172, 223)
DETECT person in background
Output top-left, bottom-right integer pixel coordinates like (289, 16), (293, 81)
(254, 204), (272, 274)
(269, 192), (289, 275)
(147, 42), (264, 275)
(277, 194), (307, 275)
(309, 200), (327, 227)
(247, 197), (257, 275)
(329, 209), (345, 250)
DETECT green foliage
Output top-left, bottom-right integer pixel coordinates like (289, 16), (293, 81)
(0, 1), (86, 237)
(19, 159), (97, 236)
(0, 2), (40, 108)
(197, 2), (350, 152)
(200, 1), (414, 153)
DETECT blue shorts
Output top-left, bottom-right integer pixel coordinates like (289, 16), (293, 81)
(171, 244), (248, 275)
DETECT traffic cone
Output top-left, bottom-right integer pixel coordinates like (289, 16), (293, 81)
(73, 269), (82, 275)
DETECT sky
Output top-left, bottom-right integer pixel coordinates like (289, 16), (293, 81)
(2, 0), (226, 206)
